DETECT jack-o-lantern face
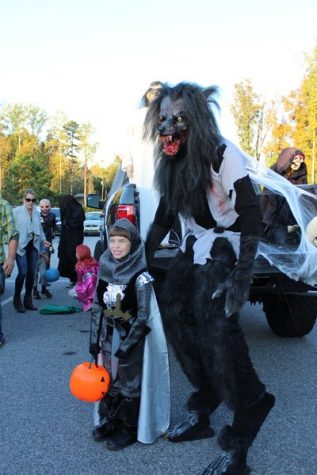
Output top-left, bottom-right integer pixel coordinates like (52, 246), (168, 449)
(69, 362), (110, 403)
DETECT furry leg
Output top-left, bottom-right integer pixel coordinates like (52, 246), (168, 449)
(192, 239), (239, 409)
(164, 239), (236, 442)
(202, 451), (250, 475)
(202, 392), (275, 474)
(231, 392), (275, 448)
(202, 426), (250, 475)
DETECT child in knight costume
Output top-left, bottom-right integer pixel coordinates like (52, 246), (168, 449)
(145, 82), (275, 474)
(89, 218), (170, 450)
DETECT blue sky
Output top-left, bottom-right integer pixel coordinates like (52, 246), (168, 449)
(1, 0), (317, 164)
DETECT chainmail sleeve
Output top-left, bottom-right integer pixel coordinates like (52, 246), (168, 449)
(135, 272), (153, 323)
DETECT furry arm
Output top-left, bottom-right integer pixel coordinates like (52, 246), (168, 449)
(212, 234), (259, 317)
(145, 196), (176, 263)
(115, 281), (152, 358)
(145, 222), (170, 264)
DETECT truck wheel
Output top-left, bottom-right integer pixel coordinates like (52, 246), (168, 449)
(262, 295), (317, 337)
(94, 239), (105, 261)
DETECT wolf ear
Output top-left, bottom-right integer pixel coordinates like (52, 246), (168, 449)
(203, 86), (218, 100)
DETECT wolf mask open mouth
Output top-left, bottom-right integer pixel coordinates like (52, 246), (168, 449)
(158, 96), (188, 157)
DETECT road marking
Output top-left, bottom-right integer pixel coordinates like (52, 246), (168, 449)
(2, 295), (18, 305)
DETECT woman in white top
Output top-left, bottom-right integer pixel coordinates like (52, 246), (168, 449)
(13, 189), (49, 313)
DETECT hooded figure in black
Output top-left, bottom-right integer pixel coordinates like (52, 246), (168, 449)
(57, 195), (85, 285)
(145, 83), (275, 475)
(260, 148), (307, 244)
(89, 219), (154, 451)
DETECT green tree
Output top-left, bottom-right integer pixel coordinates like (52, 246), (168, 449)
(91, 156), (121, 197)
(0, 130), (10, 196)
(230, 80), (265, 159)
(264, 45), (317, 181)
(261, 100), (292, 167)
(78, 122), (98, 203)
(45, 122), (69, 195)
(4, 151), (52, 204)
(27, 105), (47, 138)
(0, 103), (27, 153)
(63, 120), (81, 194)
(289, 48), (317, 182)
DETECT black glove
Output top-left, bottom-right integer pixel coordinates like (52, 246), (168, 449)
(212, 235), (259, 317)
(89, 305), (103, 364)
(89, 343), (100, 364)
(115, 319), (151, 359)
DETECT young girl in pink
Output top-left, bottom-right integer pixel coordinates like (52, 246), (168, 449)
(69, 244), (99, 311)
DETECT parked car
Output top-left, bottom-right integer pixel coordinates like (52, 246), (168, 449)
(87, 168), (317, 338)
(50, 207), (61, 235)
(84, 211), (104, 236)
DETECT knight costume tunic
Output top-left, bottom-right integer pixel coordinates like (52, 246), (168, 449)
(90, 218), (170, 444)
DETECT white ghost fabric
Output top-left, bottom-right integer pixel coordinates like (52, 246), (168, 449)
(246, 153), (317, 286)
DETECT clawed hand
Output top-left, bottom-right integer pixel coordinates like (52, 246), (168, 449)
(211, 273), (250, 318)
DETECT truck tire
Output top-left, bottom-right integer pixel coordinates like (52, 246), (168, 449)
(262, 294), (317, 337)
(94, 239), (105, 261)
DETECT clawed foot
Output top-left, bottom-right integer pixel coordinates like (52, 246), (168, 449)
(165, 411), (214, 442)
(201, 450), (250, 475)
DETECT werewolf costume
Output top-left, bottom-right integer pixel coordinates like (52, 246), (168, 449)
(145, 83), (275, 474)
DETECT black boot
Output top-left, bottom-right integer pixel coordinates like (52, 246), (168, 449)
(105, 397), (139, 451)
(13, 295), (26, 313)
(105, 424), (137, 451)
(33, 287), (41, 300)
(92, 419), (116, 442)
(93, 393), (122, 442)
(165, 410), (215, 442)
(202, 392), (275, 475)
(41, 287), (52, 298)
(23, 294), (37, 311)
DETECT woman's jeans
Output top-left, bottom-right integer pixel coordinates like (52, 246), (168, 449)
(15, 242), (38, 297)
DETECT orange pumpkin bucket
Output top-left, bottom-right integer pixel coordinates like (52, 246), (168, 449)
(69, 362), (110, 403)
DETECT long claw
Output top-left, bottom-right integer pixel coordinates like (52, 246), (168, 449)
(211, 285), (225, 300)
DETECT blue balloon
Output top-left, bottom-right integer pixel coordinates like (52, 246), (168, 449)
(45, 268), (60, 282)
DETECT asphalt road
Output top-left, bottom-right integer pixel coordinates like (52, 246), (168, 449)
(0, 236), (317, 475)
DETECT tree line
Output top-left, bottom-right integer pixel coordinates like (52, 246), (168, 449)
(231, 44), (317, 183)
(1, 43), (316, 204)
(0, 107), (120, 205)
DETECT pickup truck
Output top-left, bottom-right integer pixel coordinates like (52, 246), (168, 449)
(87, 169), (317, 339)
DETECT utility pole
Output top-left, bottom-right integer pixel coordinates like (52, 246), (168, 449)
(83, 144), (87, 206)
(0, 152), (2, 197)
(59, 153), (62, 194)
(312, 128), (316, 184)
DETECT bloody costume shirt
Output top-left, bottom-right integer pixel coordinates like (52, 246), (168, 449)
(180, 139), (257, 263)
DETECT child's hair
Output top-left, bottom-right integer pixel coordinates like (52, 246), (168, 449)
(109, 226), (131, 240)
(75, 244), (97, 270)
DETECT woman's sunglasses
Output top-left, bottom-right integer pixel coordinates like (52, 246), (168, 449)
(25, 198), (36, 203)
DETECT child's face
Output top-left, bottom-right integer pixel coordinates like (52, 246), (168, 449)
(109, 235), (131, 259)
